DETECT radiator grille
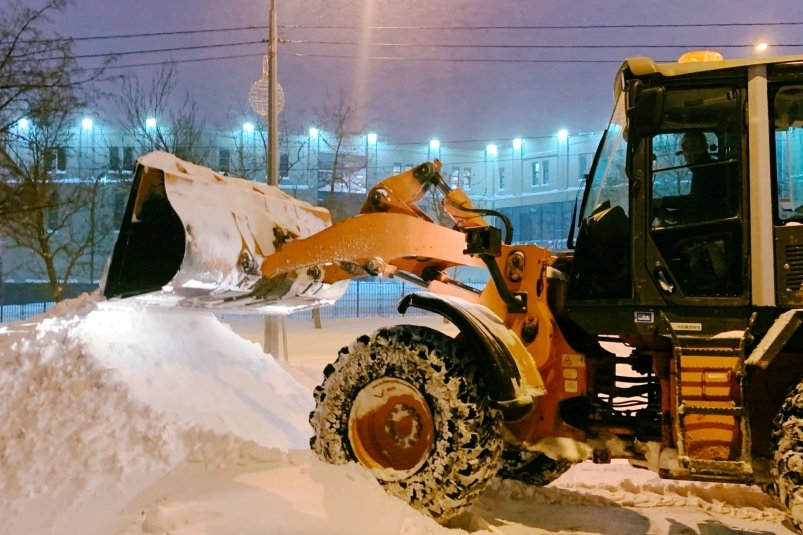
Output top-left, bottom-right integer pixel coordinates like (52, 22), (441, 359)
(786, 243), (803, 290)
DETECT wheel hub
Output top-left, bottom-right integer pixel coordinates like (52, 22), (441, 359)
(348, 377), (434, 479)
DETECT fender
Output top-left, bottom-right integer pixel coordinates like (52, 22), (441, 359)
(746, 309), (803, 369)
(399, 291), (546, 420)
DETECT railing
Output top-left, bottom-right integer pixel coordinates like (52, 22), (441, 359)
(1, 279), (486, 324)
(0, 301), (53, 323)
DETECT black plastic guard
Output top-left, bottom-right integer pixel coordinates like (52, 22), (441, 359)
(103, 165), (186, 298)
(399, 291), (537, 418)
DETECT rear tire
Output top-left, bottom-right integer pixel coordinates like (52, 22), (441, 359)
(771, 379), (803, 532)
(310, 325), (502, 522)
(498, 448), (573, 486)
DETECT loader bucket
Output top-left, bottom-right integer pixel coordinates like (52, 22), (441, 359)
(103, 151), (348, 314)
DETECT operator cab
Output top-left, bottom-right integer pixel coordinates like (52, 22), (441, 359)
(565, 53), (803, 335)
(563, 55), (753, 334)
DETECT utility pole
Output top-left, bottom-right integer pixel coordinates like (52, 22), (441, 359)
(267, 0), (279, 186)
(264, 0), (283, 359)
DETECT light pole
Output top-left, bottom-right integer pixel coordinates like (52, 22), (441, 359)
(513, 137), (523, 193)
(366, 132), (377, 188)
(557, 129), (569, 188)
(487, 143), (498, 206)
(248, 0), (284, 184)
(309, 127), (319, 194)
(248, 0), (287, 355)
(267, 0), (278, 186)
(80, 117), (98, 283)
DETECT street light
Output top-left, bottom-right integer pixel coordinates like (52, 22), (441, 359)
(429, 138), (441, 161)
(145, 117), (157, 129)
(486, 144), (498, 156)
(243, 122), (255, 134)
(755, 41), (769, 54)
(17, 118), (29, 129)
(81, 117), (93, 130)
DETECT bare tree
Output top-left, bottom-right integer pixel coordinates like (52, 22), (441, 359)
(278, 114), (309, 182)
(313, 91), (368, 220)
(0, 0), (109, 132)
(116, 63), (212, 165)
(0, 0), (114, 301)
(0, 87), (113, 301)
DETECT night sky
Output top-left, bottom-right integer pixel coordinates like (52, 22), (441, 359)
(52, 0), (803, 146)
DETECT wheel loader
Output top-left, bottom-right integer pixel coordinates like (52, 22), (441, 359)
(104, 52), (803, 530)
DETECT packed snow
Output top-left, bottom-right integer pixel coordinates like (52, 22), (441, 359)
(0, 293), (796, 534)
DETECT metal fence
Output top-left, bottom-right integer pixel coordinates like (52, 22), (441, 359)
(1, 279), (485, 324)
(0, 301), (53, 323)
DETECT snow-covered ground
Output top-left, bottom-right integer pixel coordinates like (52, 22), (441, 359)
(0, 294), (795, 534)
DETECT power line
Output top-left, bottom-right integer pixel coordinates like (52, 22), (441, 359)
(74, 36), (803, 68)
(101, 51), (642, 71)
(73, 40), (265, 60)
(69, 26), (264, 42)
(280, 39), (787, 50)
(103, 52), (266, 70)
(58, 20), (803, 42)
(105, 44), (803, 71)
(281, 21), (803, 30)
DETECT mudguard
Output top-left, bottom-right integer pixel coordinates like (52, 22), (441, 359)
(399, 291), (546, 419)
(746, 309), (803, 368)
(103, 152), (348, 313)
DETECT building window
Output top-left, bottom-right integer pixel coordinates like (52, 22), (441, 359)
(462, 167), (471, 190)
(123, 147), (134, 171)
(393, 162), (403, 174)
(450, 167), (460, 188)
(218, 148), (230, 174)
(579, 153), (589, 180)
(531, 162), (540, 187)
(44, 149), (56, 173)
(498, 167), (506, 191)
(542, 159), (550, 185)
(109, 146), (120, 171)
(46, 190), (59, 230)
(56, 147), (67, 172)
(280, 153), (289, 179)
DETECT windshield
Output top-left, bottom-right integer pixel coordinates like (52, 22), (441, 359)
(579, 95), (629, 223)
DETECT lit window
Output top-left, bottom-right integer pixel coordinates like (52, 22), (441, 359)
(531, 162), (540, 187)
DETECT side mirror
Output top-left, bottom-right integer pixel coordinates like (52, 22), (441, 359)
(627, 83), (664, 140)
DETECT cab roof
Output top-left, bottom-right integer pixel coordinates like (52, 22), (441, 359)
(613, 53), (803, 101)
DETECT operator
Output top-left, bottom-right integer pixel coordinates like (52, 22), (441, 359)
(656, 131), (732, 223)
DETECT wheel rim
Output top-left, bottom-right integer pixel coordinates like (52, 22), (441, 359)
(348, 377), (434, 480)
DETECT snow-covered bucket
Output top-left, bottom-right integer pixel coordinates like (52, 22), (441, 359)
(103, 151), (348, 314)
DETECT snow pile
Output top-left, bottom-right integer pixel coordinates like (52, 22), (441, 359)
(0, 296), (795, 534)
(0, 295), (316, 534)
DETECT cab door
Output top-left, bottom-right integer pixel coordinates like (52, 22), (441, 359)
(646, 84), (748, 305)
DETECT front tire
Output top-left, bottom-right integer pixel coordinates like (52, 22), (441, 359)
(310, 325), (502, 522)
(771, 379), (803, 532)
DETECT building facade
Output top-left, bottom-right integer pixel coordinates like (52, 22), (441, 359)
(0, 118), (602, 302)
